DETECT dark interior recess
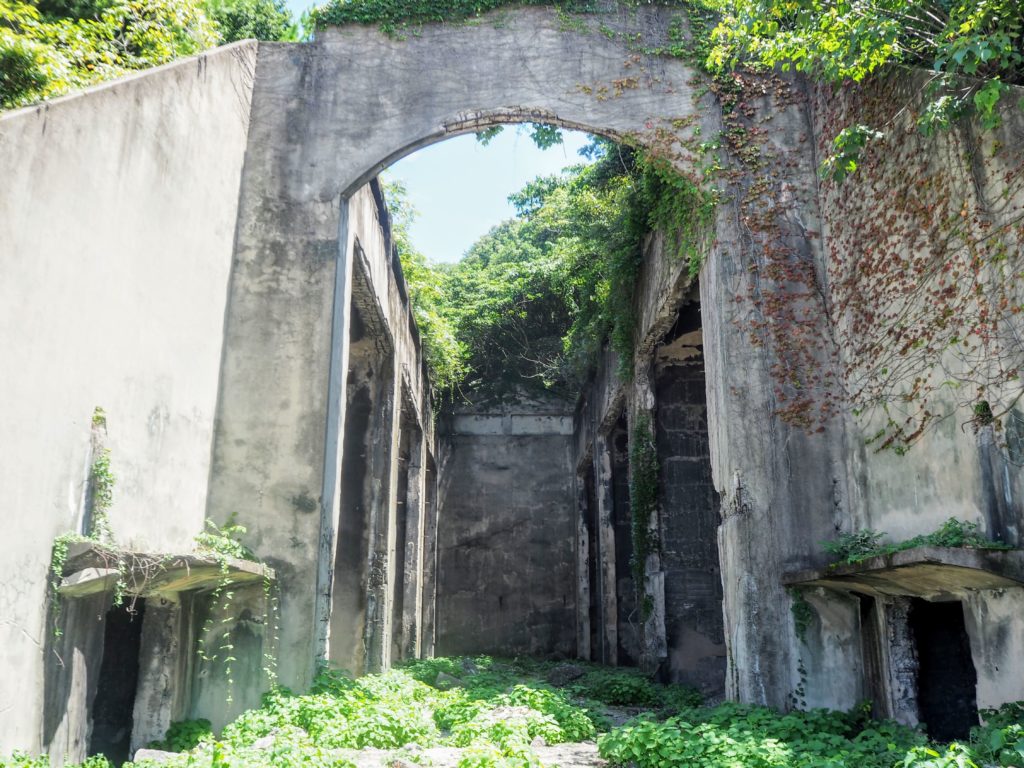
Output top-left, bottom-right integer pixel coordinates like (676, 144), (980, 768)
(909, 598), (979, 742)
(337, 383), (372, 608)
(88, 600), (146, 766)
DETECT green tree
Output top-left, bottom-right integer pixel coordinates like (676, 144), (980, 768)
(384, 180), (468, 393)
(703, 0), (1024, 137)
(204, 0), (298, 43)
(1, 0), (299, 110)
(389, 137), (709, 403)
(1, 0), (219, 109)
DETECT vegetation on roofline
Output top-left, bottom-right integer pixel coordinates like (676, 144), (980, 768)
(311, 0), (1024, 135)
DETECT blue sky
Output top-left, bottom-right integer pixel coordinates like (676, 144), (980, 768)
(283, 1), (593, 264)
(385, 129), (592, 263)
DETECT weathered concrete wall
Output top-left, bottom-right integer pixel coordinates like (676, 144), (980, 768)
(700, 73), (844, 711)
(573, 226), (728, 693)
(964, 589), (1024, 710)
(436, 399), (578, 658)
(0, 42), (257, 756)
(802, 73), (1024, 716)
(813, 73), (1024, 550)
(207, 173), (436, 711)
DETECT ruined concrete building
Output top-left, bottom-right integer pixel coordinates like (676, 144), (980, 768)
(1, 5), (1022, 763)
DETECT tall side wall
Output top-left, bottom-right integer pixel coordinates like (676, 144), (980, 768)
(813, 73), (1024, 554)
(0, 43), (258, 754)
(811, 74), (1024, 711)
(436, 402), (577, 658)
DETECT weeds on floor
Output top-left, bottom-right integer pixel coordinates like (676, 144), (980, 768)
(3, 657), (1022, 768)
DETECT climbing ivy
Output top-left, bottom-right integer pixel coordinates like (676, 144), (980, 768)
(312, 0), (604, 35)
(788, 588), (814, 644)
(193, 514), (276, 702)
(628, 414), (659, 590)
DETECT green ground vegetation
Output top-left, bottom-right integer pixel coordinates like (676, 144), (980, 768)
(4, 657), (1022, 768)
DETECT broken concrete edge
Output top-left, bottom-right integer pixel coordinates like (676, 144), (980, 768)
(782, 545), (1024, 597)
(57, 540), (275, 598)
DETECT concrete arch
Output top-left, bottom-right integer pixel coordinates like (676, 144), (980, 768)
(205, 3), (722, 695)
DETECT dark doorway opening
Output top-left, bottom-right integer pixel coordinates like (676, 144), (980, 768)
(88, 600), (145, 765)
(909, 599), (979, 742)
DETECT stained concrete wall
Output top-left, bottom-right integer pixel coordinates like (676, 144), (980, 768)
(436, 399), (578, 658)
(0, 42), (257, 756)
(813, 73), (1024, 551)
(808, 73), (1024, 714)
(572, 69), (1024, 717)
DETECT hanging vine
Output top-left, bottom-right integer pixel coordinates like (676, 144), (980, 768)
(628, 414), (660, 599)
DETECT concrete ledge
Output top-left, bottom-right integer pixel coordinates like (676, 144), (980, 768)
(58, 542), (274, 598)
(783, 546), (1024, 601)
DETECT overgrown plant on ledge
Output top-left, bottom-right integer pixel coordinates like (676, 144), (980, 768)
(823, 517), (1014, 566)
(704, 0), (1024, 152)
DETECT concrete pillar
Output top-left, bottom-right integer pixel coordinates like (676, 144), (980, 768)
(593, 433), (618, 665)
(399, 428), (426, 660)
(419, 459), (439, 658)
(881, 597), (920, 726)
(630, 370), (668, 675)
(575, 472), (592, 661)
(315, 206), (355, 664)
(328, 348), (374, 674)
(363, 361), (400, 672)
(130, 595), (188, 752)
(43, 592), (109, 764)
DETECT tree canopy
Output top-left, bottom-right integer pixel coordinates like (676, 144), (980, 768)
(704, 0), (1024, 142)
(390, 137), (711, 404)
(0, 0), (296, 109)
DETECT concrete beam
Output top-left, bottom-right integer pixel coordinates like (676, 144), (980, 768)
(419, 460), (439, 658)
